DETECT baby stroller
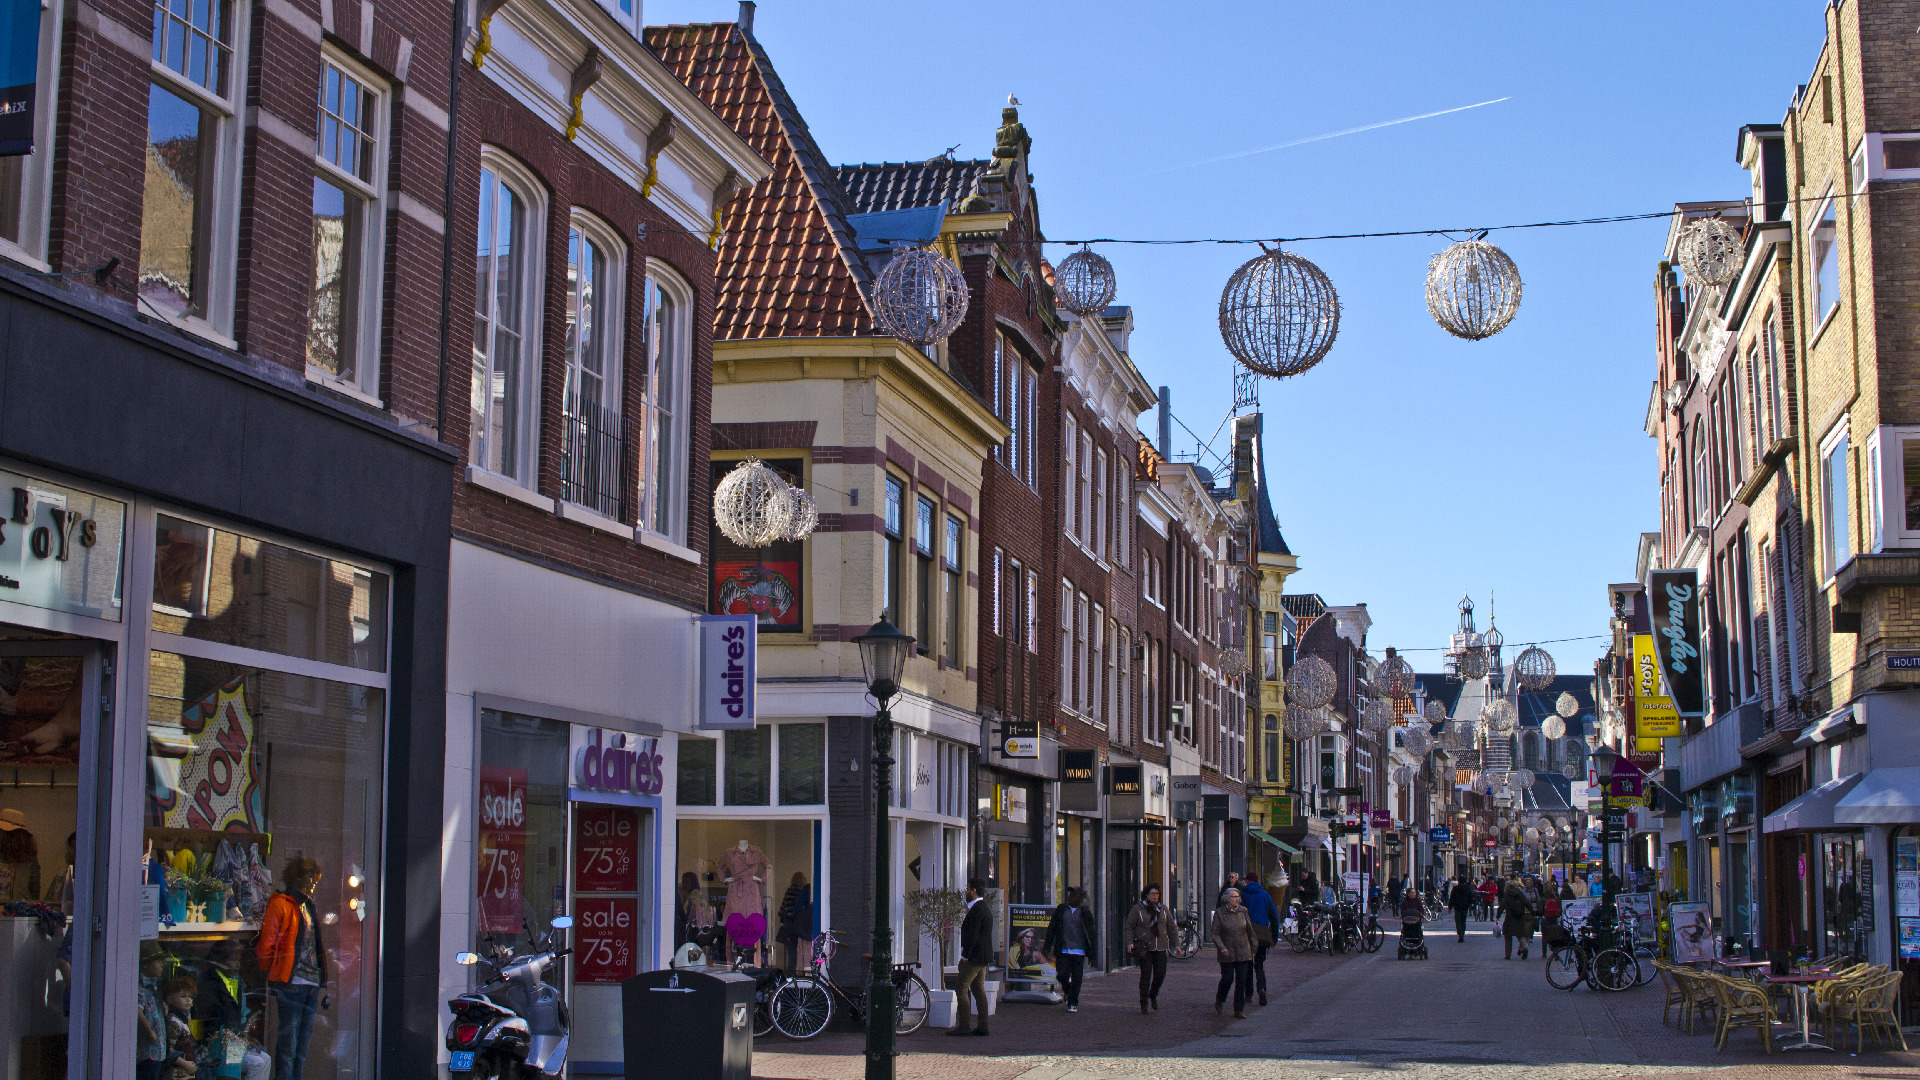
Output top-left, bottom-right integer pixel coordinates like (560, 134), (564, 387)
(1397, 914), (1428, 960)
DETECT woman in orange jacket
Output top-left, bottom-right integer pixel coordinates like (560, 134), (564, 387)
(256, 857), (326, 1080)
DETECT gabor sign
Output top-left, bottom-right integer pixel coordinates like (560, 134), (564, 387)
(698, 614), (756, 730)
(1647, 568), (1704, 717)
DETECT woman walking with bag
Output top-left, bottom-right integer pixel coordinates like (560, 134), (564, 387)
(1125, 884), (1173, 1014)
(1210, 888), (1258, 1018)
(1500, 876), (1536, 960)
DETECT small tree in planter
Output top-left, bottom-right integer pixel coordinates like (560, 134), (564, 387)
(905, 887), (968, 976)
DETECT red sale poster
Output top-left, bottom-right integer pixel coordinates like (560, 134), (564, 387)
(573, 805), (639, 893)
(477, 767), (527, 934)
(574, 896), (639, 984)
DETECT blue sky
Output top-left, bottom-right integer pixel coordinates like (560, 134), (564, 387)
(645, 0), (1828, 668)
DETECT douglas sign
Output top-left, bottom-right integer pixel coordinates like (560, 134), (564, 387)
(1647, 568), (1704, 717)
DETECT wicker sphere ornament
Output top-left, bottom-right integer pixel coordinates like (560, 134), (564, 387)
(872, 243), (969, 347)
(1218, 249), (1340, 379)
(1284, 702), (1322, 739)
(1424, 699), (1448, 725)
(1377, 653), (1416, 697)
(1562, 761), (1581, 779)
(1425, 239), (1522, 340)
(779, 485), (818, 542)
(1484, 698), (1517, 736)
(1556, 691), (1580, 719)
(1510, 768), (1536, 790)
(1514, 646), (1556, 691)
(1219, 648), (1251, 678)
(1524, 826), (1540, 843)
(1287, 654), (1336, 709)
(1404, 724), (1434, 757)
(1676, 217), (1743, 288)
(1392, 765), (1413, 785)
(1361, 697), (1396, 734)
(713, 458), (796, 548)
(1054, 244), (1117, 317)
(1455, 646), (1491, 680)
(1541, 715), (1566, 741)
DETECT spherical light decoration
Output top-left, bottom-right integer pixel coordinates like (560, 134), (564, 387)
(1510, 768), (1536, 791)
(1443, 719), (1478, 750)
(1365, 697), (1399, 733)
(1054, 245), (1117, 317)
(1556, 691), (1580, 719)
(1391, 765), (1413, 785)
(1514, 646), (1556, 690)
(1218, 249), (1340, 379)
(779, 485), (818, 541)
(1404, 725), (1433, 757)
(1484, 698), (1517, 736)
(713, 458), (796, 548)
(1455, 646), (1491, 680)
(1376, 653), (1415, 697)
(1424, 699), (1448, 725)
(1541, 715), (1567, 741)
(872, 243), (970, 347)
(1425, 239), (1522, 340)
(1676, 217), (1743, 288)
(1287, 654), (1336, 709)
(1562, 761), (1581, 779)
(1284, 702), (1323, 739)
(1524, 826), (1540, 843)
(1219, 648), (1251, 678)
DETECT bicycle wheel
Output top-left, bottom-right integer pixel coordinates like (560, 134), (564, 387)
(770, 977), (834, 1039)
(892, 972), (930, 1035)
(1544, 946), (1585, 990)
(1362, 923), (1384, 953)
(1588, 948), (1639, 992)
(1632, 946), (1657, 987)
(1171, 924), (1199, 960)
(1291, 923), (1313, 953)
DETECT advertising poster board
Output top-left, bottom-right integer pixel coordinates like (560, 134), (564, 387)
(1669, 901), (1715, 963)
(1631, 634), (1682, 748)
(1895, 836), (1918, 919)
(1617, 892), (1655, 940)
(1561, 898), (1599, 928)
(1341, 871), (1362, 899)
(1899, 917), (1920, 960)
(1006, 904), (1056, 984)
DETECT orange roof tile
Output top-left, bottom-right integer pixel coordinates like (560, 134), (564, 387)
(644, 22), (875, 340)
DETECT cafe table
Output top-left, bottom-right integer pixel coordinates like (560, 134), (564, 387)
(1761, 972), (1841, 1052)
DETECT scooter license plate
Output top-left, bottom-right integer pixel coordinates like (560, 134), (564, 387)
(449, 1051), (475, 1073)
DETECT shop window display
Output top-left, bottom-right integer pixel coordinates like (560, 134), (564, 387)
(139, 517), (389, 1080)
(675, 819), (814, 967)
(477, 711), (568, 958)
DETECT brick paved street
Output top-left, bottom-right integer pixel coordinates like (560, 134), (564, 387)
(751, 920), (1920, 1080)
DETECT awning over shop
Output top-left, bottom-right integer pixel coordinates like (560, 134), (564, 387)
(1250, 830), (1300, 856)
(1793, 705), (1861, 747)
(1835, 766), (1920, 824)
(1762, 772), (1865, 833)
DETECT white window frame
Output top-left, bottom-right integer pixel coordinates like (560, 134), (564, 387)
(0, 0), (64, 268)
(1863, 424), (1920, 552)
(1808, 188), (1841, 334)
(471, 149), (546, 487)
(1856, 132), (1920, 184)
(308, 48), (389, 401)
(1062, 416), (1078, 541)
(563, 210), (626, 418)
(1820, 419), (1852, 582)
(1078, 431), (1093, 552)
(640, 262), (694, 543)
(1092, 448), (1107, 561)
(144, 0), (250, 342)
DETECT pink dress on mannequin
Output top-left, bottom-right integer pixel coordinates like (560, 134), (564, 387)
(720, 844), (770, 926)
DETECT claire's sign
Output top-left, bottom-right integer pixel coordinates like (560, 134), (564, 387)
(571, 726), (663, 796)
(1647, 568), (1704, 716)
(697, 614), (756, 730)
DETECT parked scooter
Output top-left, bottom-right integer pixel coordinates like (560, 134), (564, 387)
(446, 915), (574, 1078)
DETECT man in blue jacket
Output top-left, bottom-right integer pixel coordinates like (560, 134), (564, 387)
(1238, 876), (1281, 1005)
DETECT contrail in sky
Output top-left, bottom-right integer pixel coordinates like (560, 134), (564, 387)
(1168, 96), (1512, 171)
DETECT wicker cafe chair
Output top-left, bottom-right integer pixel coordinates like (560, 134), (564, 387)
(1707, 973), (1776, 1053)
(1827, 972), (1909, 1054)
(1670, 966), (1719, 1036)
(1817, 966), (1882, 1044)
(1655, 961), (1688, 1027)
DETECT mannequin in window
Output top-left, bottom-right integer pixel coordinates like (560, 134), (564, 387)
(719, 840), (770, 962)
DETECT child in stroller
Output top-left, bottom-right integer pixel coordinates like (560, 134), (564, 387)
(1396, 889), (1428, 960)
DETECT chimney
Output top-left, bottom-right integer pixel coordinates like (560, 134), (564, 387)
(1156, 387), (1171, 459)
(737, 0), (755, 36)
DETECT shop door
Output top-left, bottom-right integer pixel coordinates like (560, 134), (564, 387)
(1108, 847), (1136, 971)
(0, 641), (109, 1080)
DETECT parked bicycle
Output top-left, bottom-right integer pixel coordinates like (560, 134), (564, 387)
(767, 931), (932, 1039)
(1543, 911), (1640, 992)
(1170, 907), (1202, 960)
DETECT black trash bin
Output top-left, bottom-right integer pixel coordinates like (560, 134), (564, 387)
(621, 968), (754, 1080)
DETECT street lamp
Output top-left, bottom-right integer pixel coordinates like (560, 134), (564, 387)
(854, 618), (914, 1080)
(1590, 744), (1621, 930)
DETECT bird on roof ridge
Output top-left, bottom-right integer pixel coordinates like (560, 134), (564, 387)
(1007, 94), (1019, 106)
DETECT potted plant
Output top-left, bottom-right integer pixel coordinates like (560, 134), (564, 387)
(905, 886), (966, 1028)
(195, 871), (232, 924)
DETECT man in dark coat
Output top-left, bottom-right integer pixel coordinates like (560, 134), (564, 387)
(950, 879), (994, 1036)
(1447, 877), (1476, 942)
(1042, 886), (1097, 1012)
(1238, 878), (1281, 1005)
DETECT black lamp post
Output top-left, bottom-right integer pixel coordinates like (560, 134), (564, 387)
(854, 618), (914, 1080)
(1590, 744), (1621, 934)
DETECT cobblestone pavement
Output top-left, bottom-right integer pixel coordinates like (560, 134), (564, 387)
(751, 920), (1920, 1080)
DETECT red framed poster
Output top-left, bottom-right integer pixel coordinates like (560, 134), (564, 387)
(574, 805), (639, 893)
(477, 767), (527, 934)
(574, 896), (639, 984)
